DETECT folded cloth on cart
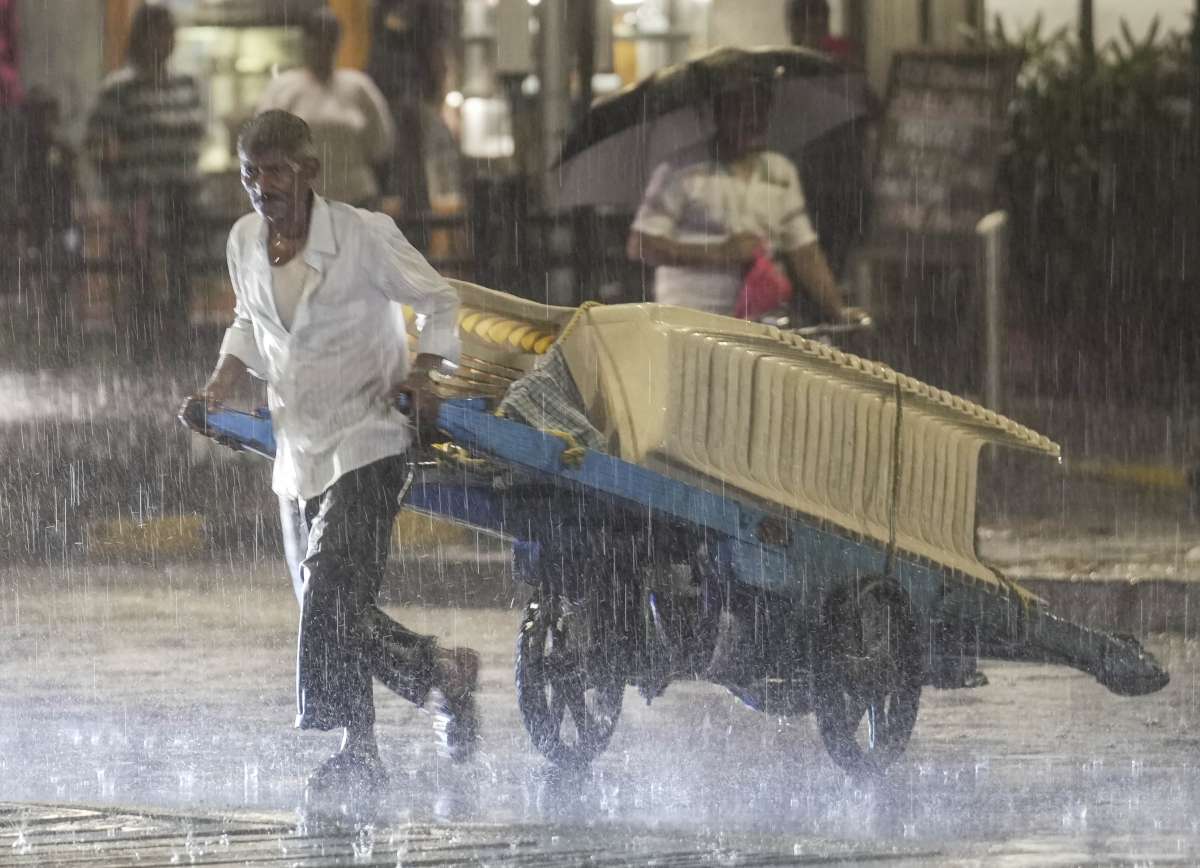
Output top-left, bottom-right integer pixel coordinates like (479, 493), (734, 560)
(496, 344), (607, 453)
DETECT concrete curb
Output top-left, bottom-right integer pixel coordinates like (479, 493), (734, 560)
(1012, 576), (1200, 640)
(1066, 458), (1192, 492)
(80, 518), (1200, 637)
(27, 527), (1200, 641)
(87, 515), (207, 557)
(84, 512), (475, 560)
(354, 552), (1200, 640)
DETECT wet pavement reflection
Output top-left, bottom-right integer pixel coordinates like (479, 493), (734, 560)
(0, 562), (1198, 863)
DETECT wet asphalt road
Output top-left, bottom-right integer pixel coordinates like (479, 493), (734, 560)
(4, 348), (1200, 862)
(0, 561), (1198, 865)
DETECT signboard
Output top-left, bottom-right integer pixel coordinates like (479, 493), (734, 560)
(851, 49), (1023, 395)
(864, 49), (1021, 262)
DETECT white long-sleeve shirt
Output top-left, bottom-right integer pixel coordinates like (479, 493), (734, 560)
(219, 195), (461, 500)
(256, 68), (395, 206)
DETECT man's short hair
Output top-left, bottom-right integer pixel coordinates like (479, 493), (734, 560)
(788, 0), (830, 17)
(302, 6), (342, 43)
(238, 110), (318, 161)
(127, 2), (175, 67)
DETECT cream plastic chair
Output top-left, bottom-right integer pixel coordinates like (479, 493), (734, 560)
(412, 284), (1060, 592)
(552, 303), (1059, 591)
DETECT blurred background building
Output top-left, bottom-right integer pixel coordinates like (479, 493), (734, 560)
(17, 0), (1195, 205)
(8, 0), (1200, 401)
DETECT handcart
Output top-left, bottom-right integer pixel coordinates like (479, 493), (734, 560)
(181, 281), (1169, 777)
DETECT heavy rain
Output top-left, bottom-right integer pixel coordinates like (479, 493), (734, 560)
(1, 0), (1199, 865)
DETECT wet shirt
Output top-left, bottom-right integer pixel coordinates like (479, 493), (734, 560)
(632, 149), (818, 315)
(219, 195), (461, 500)
(270, 254), (308, 332)
(256, 68), (395, 207)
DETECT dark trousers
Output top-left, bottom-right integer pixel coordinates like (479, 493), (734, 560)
(279, 455), (436, 731)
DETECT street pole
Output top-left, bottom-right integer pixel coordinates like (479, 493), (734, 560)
(1195, 0), (1200, 79)
(577, 0), (595, 124)
(574, 0), (597, 305)
(976, 211), (1009, 413)
(964, 0), (982, 33)
(1193, 0), (1200, 117)
(1079, 0), (1095, 70)
(539, 0), (576, 304)
(540, 0), (571, 185)
(1191, 0), (1200, 152)
(1190, 0), (1200, 289)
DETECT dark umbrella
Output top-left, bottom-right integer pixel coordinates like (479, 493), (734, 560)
(549, 46), (871, 210)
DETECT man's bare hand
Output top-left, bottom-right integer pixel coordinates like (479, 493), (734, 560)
(200, 381), (229, 406)
(201, 356), (247, 406)
(177, 386), (224, 433)
(394, 375), (443, 447)
(190, 375), (231, 411)
(719, 233), (762, 267)
(837, 306), (872, 326)
(393, 354), (452, 447)
(179, 355), (247, 425)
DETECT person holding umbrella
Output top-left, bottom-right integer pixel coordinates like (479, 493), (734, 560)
(626, 67), (865, 324)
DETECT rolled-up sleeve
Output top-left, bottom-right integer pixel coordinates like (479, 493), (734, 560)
(631, 161), (684, 241)
(218, 232), (268, 377)
(367, 215), (461, 363)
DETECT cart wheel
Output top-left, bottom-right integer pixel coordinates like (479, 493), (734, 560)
(814, 577), (922, 777)
(515, 599), (625, 768)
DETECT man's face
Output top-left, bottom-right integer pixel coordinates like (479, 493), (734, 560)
(238, 147), (317, 224)
(302, 31), (339, 72)
(135, 22), (176, 68)
(789, 5), (831, 49)
(714, 84), (772, 159)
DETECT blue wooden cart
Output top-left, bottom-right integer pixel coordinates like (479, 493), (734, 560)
(184, 283), (1169, 775)
(182, 380), (1169, 775)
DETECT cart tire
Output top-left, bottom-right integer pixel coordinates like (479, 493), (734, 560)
(814, 577), (922, 777)
(515, 599), (625, 768)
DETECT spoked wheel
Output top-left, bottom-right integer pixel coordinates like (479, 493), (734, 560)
(515, 598), (625, 768)
(814, 577), (923, 777)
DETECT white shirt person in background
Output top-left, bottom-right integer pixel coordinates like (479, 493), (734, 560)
(184, 110), (477, 801)
(627, 71), (864, 323)
(257, 7), (394, 208)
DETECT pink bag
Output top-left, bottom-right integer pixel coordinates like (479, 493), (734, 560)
(733, 249), (793, 320)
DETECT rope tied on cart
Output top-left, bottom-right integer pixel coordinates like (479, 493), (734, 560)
(494, 302), (608, 470)
(549, 300), (603, 345)
(432, 441), (495, 472)
(541, 430), (588, 468)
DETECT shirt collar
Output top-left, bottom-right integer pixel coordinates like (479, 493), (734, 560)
(255, 192), (338, 266)
(305, 194), (338, 259)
